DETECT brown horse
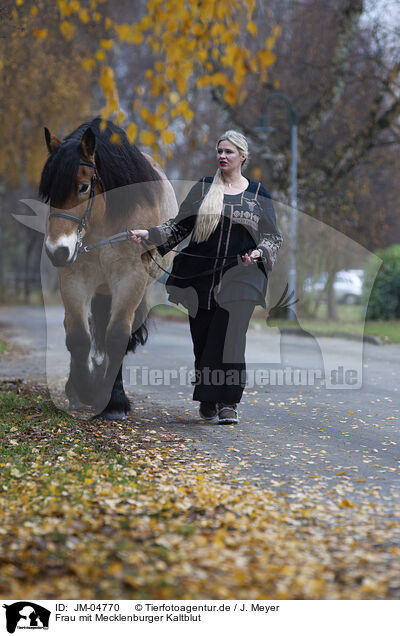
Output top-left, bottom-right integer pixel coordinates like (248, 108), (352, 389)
(39, 117), (176, 419)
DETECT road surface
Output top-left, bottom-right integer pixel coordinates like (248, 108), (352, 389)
(1, 304), (399, 506)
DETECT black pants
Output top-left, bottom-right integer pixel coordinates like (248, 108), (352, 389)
(188, 301), (256, 404)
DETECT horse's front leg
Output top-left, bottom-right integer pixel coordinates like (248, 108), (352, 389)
(60, 279), (96, 408)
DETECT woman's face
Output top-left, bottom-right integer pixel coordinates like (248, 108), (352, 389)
(217, 139), (245, 173)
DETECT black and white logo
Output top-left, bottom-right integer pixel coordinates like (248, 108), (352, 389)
(3, 602), (50, 634)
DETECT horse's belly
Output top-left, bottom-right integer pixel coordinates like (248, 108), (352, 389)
(96, 283), (111, 295)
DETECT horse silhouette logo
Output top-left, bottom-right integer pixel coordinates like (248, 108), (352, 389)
(3, 602), (50, 633)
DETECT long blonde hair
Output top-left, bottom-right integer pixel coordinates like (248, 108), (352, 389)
(192, 130), (249, 243)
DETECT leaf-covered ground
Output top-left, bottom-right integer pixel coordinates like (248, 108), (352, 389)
(0, 381), (399, 600)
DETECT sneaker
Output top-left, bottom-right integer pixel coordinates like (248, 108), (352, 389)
(199, 401), (218, 421)
(217, 403), (239, 424)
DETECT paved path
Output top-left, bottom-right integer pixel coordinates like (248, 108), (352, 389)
(1, 305), (399, 506)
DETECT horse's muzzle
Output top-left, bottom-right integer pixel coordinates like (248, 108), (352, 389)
(46, 245), (72, 267)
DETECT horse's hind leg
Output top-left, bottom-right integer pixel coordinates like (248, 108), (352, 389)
(100, 269), (148, 413)
(97, 365), (130, 420)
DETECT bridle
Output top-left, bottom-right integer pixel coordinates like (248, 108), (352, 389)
(48, 160), (105, 257)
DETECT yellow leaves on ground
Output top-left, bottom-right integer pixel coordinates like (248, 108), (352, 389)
(340, 498), (357, 509)
(1, 384), (399, 601)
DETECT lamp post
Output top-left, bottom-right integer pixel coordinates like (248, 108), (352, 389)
(258, 93), (298, 320)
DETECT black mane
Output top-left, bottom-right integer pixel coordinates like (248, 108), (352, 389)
(39, 117), (162, 216)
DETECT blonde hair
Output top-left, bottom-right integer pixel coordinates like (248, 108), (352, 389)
(192, 130), (249, 243)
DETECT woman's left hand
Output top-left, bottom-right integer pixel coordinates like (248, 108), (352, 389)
(242, 250), (261, 266)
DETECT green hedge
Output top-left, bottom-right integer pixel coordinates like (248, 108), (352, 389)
(364, 245), (400, 320)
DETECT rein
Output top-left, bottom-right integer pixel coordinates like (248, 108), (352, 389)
(78, 232), (266, 280)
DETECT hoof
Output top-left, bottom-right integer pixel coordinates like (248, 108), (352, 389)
(68, 398), (84, 410)
(98, 409), (127, 421)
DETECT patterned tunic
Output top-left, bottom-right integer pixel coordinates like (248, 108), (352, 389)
(147, 177), (283, 313)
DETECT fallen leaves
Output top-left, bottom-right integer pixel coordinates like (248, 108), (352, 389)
(0, 383), (399, 600)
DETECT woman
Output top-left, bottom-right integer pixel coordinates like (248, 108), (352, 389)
(130, 130), (282, 424)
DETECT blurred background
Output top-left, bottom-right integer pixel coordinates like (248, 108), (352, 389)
(1, 0), (400, 340)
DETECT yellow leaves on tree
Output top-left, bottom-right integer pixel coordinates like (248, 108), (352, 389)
(79, 8), (90, 23)
(161, 130), (175, 144)
(95, 49), (107, 61)
(5, 0), (281, 168)
(82, 58), (96, 71)
(100, 39), (114, 50)
(140, 130), (157, 147)
(0, 14), (92, 186)
(99, 65), (121, 120)
(97, 0), (280, 157)
(60, 20), (76, 41)
(126, 122), (138, 144)
(33, 28), (48, 40)
(258, 49), (276, 69)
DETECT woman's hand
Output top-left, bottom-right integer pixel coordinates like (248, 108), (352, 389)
(242, 250), (261, 266)
(129, 229), (149, 243)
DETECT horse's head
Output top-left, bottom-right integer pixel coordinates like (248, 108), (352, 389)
(40, 126), (106, 267)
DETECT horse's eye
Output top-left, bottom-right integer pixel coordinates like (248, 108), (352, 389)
(79, 183), (90, 195)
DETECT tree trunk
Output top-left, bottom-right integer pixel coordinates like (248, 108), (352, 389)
(327, 272), (338, 321)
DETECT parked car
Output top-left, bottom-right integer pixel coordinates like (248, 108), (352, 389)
(303, 270), (363, 305)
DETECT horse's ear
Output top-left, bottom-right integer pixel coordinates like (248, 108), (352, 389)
(44, 128), (62, 153)
(80, 127), (96, 161)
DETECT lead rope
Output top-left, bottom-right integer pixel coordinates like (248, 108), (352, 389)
(78, 231), (266, 280)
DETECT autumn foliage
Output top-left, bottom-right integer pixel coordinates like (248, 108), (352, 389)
(0, 0), (280, 180)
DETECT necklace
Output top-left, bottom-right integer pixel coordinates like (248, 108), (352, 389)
(226, 179), (244, 188)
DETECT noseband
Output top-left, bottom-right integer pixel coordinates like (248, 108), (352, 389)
(48, 160), (105, 254)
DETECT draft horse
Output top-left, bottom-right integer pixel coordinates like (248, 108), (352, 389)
(40, 117), (176, 419)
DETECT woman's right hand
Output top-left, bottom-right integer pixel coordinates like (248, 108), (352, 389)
(129, 229), (149, 243)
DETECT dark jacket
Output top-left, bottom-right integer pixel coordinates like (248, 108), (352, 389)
(147, 178), (283, 314)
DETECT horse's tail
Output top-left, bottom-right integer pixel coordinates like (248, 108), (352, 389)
(126, 295), (149, 353)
